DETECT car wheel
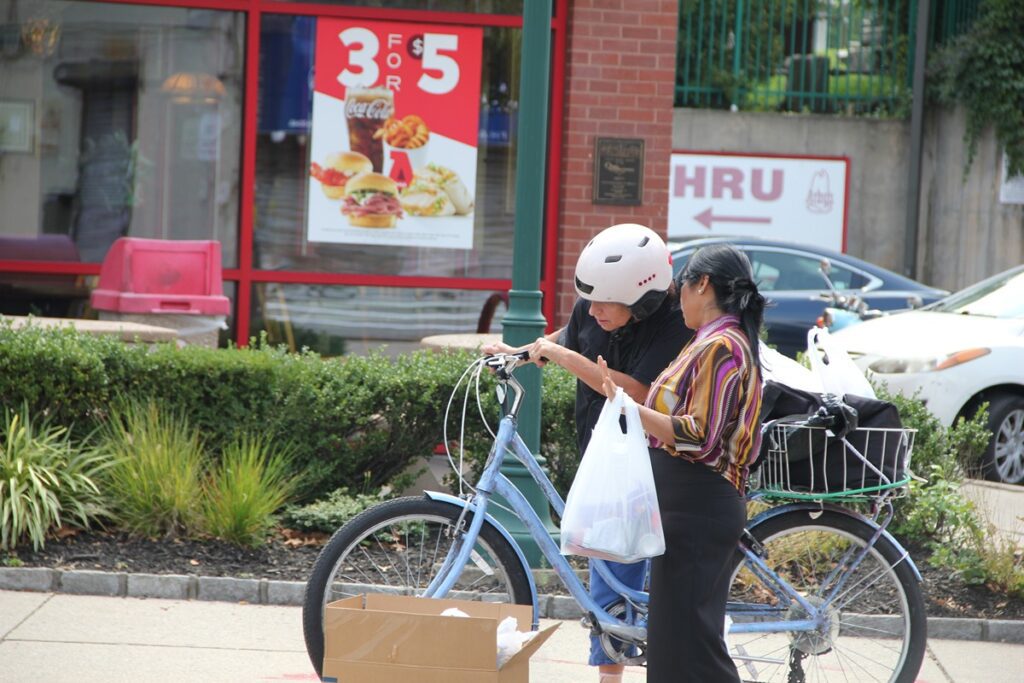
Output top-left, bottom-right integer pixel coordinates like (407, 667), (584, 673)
(982, 393), (1024, 485)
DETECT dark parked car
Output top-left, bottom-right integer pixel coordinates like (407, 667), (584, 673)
(670, 237), (948, 358)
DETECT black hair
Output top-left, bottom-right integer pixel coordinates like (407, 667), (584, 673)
(678, 244), (766, 370)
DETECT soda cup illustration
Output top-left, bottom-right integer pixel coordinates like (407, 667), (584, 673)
(345, 87), (393, 173)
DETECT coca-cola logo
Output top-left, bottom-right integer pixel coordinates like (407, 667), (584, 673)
(345, 98), (391, 120)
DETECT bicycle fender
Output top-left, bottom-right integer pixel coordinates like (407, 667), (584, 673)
(422, 491), (540, 618)
(747, 501), (922, 582)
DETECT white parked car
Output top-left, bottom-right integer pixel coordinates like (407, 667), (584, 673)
(832, 264), (1024, 484)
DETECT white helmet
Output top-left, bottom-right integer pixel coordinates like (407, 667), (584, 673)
(574, 223), (673, 319)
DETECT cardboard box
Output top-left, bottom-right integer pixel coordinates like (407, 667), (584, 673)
(322, 594), (559, 683)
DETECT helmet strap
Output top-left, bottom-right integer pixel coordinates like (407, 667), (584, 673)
(628, 289), (668, 322)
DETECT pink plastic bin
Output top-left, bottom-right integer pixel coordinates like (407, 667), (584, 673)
(90, 238), (230, 315)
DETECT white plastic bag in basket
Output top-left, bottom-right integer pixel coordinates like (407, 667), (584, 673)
(560, 389), (665, 563)
(806, 327), (876, 399)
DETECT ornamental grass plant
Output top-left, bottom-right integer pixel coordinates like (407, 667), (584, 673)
(0, 406), (110, 551)
(100, 400), (206, 539)
(202, 435), (298, 547)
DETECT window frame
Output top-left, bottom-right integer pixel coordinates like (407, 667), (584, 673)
(0, 0), (569, 349)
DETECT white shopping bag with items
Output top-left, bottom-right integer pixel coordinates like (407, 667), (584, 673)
(560, 389), (665, 563)
(806, 326), (876, 399)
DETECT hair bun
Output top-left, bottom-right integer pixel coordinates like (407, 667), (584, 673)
(731, 276), (756, 293)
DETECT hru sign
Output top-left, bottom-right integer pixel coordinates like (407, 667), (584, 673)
(668, 152), (849, 251)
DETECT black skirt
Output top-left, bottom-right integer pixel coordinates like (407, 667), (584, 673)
(646, 447), (746, 683)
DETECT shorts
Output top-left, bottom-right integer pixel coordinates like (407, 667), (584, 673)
(588, 557), (647, 666)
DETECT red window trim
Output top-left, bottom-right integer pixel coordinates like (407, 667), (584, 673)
(1, 0), (567, 347)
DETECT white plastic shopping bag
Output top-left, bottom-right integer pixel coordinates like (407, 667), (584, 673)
(560, 389), (665, 563)
(759, 340), (823, 394)
(806, 327), (876, 399)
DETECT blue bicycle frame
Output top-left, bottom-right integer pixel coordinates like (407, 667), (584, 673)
(421, 360), (920, 649)
(423, 415), (645, 636)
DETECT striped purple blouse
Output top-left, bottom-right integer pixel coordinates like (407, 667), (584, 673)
(644, 314), (763, 491)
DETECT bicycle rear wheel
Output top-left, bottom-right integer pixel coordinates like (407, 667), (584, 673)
(727, 509), (926, 683)
(301, 496), (533, 676)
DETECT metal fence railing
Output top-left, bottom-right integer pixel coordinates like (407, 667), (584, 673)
(931, 0), (981, 47)
(675, 0), (980, 117)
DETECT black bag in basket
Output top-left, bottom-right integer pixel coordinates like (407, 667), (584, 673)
(759, 381), (908, 492)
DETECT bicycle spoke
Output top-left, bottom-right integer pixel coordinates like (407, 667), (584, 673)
(343, 544), (392, 591)
(829, 639), (901, 682)
(830, 561), (898, 614)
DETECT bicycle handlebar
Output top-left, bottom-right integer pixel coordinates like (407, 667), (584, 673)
(483, 350), (530, 379)
(481, 352), (530, 417)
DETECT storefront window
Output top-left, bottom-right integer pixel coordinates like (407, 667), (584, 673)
(251, 282), (505, 355)
(0, 1), (244, 272)
(1, 2), (538, 352)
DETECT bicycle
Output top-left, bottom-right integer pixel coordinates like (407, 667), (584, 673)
(302, 352), (927, 682)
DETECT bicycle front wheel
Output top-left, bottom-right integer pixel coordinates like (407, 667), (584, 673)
(727, 509), (926, 683)
(301, 496), (533, 676)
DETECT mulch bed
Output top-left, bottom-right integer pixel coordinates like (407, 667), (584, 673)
(7, 528), (1023, 621)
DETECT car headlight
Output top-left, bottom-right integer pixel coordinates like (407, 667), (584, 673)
(868, 348), (990, 374)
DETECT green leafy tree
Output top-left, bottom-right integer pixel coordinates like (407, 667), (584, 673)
(930, 0), (1024, 176)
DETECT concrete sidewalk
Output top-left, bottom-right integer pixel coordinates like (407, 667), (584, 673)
(2, 590), (1023, 683)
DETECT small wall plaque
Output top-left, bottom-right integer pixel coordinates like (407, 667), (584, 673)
(593, 137), (644, 205)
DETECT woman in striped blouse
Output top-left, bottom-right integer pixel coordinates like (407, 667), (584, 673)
(600, 243), (766, 682)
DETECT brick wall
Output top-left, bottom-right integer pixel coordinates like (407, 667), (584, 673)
(552, 0), (679, 326)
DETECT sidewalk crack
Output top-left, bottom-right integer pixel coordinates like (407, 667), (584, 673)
(925, 640), (956, 682)
(1, 592), (55, 641)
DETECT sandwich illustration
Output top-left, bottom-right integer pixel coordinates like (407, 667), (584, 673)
(310, 151), (373, 199)
(400, 181), (456, 217)
(341, 172), (404, 228)
(412, 163), (474, 215)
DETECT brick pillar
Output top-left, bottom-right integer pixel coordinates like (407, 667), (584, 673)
(553, 0), (679, 326)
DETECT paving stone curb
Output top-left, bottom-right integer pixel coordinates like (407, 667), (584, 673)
(2, 567), (1021, 644)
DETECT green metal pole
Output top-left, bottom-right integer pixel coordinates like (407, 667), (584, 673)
(492, 0), (558, 567)
(904, 0), (929, 280)
(732, 0), (744, 80)
(732, 0), (745, 107)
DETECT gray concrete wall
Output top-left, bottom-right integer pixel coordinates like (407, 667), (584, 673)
(917, 106), (1024, 290)
(672, 107), (1024, 292)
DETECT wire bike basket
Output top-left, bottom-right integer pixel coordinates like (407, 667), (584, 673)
(752, 423), (916, 502)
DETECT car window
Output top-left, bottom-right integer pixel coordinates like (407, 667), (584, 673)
(931, 269), (1024, 318)
(742, 249), (868, 292)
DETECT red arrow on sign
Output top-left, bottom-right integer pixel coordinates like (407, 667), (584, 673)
(695, 208), (772, 229)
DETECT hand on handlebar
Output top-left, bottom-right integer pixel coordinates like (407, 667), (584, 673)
(481, 340), (518, 357)
(525, 338), (558, 367)
(482, 338), (552, 367)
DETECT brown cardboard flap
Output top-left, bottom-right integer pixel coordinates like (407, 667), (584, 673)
(326, 605), (495, 670)
(500, 623), (560, 670)
(323, 596), (555, 683)
(326, 595), (542, 672)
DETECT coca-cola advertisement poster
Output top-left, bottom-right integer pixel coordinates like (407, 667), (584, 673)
(306, 18), (483, 249)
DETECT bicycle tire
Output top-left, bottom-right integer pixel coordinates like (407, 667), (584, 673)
(301, 496), (533, 676)
(726, 509), (926, 683)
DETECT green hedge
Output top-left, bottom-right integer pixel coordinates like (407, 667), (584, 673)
(0, 321), (579, 502)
